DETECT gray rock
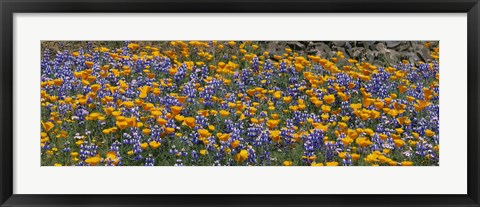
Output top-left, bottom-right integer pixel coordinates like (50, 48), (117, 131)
(385, 41), (402, 48)
(332, 41), (346, 47)
(344, 42), (353, 50)
(361, 41), (376, 50)
(286, 41), (305, 50)
(351, 47), (365, 59)
(267, 41), (280, 54)
(375, 42), (386, 51)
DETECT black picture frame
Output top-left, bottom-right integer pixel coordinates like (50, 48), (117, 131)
(1, 0), (479, 206)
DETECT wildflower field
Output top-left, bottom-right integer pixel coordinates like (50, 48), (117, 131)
(41, 41), (439, 166)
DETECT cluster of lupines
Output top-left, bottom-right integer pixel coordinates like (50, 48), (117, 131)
(41, 41), (440, 166)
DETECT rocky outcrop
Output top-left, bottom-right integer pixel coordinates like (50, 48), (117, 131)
(266, 41), (438, 66)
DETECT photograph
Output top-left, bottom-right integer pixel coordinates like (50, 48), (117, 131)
(40, 41), (440, 166)
(3, 0), (478, 206)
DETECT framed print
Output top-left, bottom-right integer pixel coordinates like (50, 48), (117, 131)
(1, 0), (479, 206)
